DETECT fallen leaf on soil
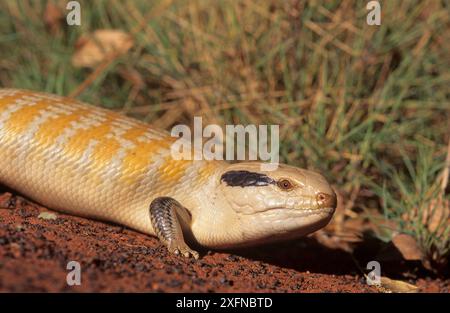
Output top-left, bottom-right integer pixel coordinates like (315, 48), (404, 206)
(72, 29), (134, 68)
(379, 277), (418, 293)
(391, 233), (422, 261)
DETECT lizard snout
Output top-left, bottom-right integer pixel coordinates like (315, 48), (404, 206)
(316, 191), (337, 210)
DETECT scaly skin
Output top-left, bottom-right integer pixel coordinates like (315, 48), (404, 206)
(0, 89), (336, 257)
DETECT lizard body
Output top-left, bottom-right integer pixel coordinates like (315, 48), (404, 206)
(0, 89), (336, 258)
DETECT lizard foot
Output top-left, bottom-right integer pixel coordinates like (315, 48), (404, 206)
(168, 241), (199, 259)
(149, 197), (200, 259)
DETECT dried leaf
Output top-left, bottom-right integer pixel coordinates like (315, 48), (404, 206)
(379, 277), (418, 293)
(72, 29), (134, 68)
(44, 2), (64, 34)
(392, 233), (423, 261)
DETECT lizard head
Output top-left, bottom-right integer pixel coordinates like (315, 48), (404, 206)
(215, 162), (336, 247)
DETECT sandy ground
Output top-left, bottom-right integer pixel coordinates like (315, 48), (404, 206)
(0, 190), (448, 293)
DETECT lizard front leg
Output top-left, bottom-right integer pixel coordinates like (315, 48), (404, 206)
(149, 197), (199, 259)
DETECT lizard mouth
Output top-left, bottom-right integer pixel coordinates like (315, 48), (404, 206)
(270, 206), (335, 217)
(239, 206), (335, 217)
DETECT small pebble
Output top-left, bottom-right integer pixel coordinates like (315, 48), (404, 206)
(15, 224), (25, 231)
(38, 212), (58, 220)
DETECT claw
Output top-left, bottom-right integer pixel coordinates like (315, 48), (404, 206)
(168, 241), (199, 259)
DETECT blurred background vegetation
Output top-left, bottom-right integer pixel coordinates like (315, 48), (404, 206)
(0, 0), (448, 274)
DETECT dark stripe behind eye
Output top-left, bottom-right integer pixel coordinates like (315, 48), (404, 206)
(220, 170), (275, 187)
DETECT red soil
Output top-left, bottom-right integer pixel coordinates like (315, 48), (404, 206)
(0, 191), (447, 293)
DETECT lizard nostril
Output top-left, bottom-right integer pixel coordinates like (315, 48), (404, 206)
(316, 192), (337, 209)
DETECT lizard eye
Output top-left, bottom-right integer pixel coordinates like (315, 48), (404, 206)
(277, 179), (294, 191)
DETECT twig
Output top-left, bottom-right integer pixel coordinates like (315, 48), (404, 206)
(68, 55), (116, 98)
